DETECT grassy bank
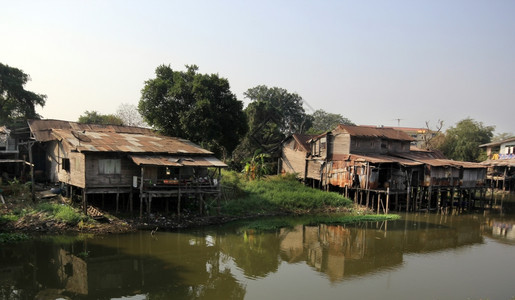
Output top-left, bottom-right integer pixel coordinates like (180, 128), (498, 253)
(220, 172), (353, 215)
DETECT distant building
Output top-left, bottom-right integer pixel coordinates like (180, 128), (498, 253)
(480, 137), (515, 191)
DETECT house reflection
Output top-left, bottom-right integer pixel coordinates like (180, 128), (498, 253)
(0, 216), (486, 298)
(278, 216), (483, 282)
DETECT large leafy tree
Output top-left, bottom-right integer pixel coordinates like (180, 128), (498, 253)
(232, 85), (310, 167)
(78, 110), (124, 125)
(306, 109), (354, 134)
(438, 118), (494, 162)
(138, 64), (247, 157)
(0, 63), (46, 125)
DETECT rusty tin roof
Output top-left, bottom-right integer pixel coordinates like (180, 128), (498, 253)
(129, 155), (227, 167)
(335, 125), (414, 141)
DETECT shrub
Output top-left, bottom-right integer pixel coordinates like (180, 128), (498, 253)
(36, 202), (84, 225)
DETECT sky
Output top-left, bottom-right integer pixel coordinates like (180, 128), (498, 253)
(1, 0), (514, 134)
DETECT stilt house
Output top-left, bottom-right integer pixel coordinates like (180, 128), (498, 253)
(480, 137), (515, 191)
(28, 119), (227, 215)
(281, 124), (487, 212)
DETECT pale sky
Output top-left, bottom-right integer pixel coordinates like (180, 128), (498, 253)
(1, 0), (514, 134)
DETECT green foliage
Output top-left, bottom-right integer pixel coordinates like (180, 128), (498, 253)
(306, 109), (355, 134)
(78, 110), (124, 125)
(233, 85), (311, 164)
(438, 118), (494, 162)
(139, 64), (247, 157)
(0, 62), (46, 125)
(0, 233), (29, 243)
(0, 213), (19, 223)
(36, 202), (84, 225)
(244, 151), (271, 180)
(221, 172), (352, 215)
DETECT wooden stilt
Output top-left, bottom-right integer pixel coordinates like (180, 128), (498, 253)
(82, 189), (87, 215)
(386, 188), (390, 215)
(377, 193), (381, 214)
(148, 194), (152, 216)
(129, 190), (133, 213)
(116, 192), (119, 213)
(177, 193), (181, 218)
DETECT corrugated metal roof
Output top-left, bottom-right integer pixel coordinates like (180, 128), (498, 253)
(335, 125), (414, 141)
(28, 119), (155, 142)
(481, 159), (515, 167)
(129, 155), (227, 167)
(479, 137), (515, 148)
(331, 153), (423, 166)
(52, 129), (212, 155)
(292, 134), (316, 152)
(393, 152), (486, 168)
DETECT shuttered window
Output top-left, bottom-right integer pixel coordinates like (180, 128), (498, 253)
(98, 159), (121, 175)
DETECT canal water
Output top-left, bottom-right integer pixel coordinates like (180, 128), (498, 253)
(1, 211), (514, 300)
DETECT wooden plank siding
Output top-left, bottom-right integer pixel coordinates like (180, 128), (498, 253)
(84, 153), (140, 188)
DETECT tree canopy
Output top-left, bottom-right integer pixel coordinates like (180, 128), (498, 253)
(138, 64), (247, 157)
(437, 118), (494, 162)
(306, 109), (354, 134)
(78, 110), (124, 125)
(232, 85), (310, 166)
(0, 63), (46, 125)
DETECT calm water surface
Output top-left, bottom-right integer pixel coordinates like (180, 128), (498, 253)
(1, 211), (514, 300)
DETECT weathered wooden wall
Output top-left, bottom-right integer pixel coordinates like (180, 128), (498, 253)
(84, 153), (139, 187)
(281, 146), (307, 178)
(331, 133), (351, 157)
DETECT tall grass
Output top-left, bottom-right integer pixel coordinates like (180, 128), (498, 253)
(221, 171), (352, 215)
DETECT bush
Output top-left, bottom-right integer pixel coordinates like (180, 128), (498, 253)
(36, 202), (84, 225)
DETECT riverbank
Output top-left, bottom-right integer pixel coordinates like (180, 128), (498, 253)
(0, 173), (385, 235)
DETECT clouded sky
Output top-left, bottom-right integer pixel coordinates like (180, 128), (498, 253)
(2, 0), (514, 134)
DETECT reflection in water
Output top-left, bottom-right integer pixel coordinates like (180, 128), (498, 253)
(1, 213), (514, 299)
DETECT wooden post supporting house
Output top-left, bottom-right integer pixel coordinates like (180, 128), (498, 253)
(27, 141), (35, 202)
(82, 188), (87, 215)
(386, 188), (390, 214)
(139, 167), (144, 218)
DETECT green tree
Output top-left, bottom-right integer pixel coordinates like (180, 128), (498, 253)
(78, 110), (124, 125)
(438, 118), (494, 162)
(138, 64), (247, 158)
(0, 63), (46, 125)
(306, 109), (354, 134)
(233, 85), (310, 166)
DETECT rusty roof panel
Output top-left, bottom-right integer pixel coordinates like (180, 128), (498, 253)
(29, 119), (156, 142)
(393, 152), (486, 168)
(52, 128), (211, 155)
(335, 125), (414, 141)
(129, 155), (227, 167)
(292, 134), (317, 152)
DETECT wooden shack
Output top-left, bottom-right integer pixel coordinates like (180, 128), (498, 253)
(281, 124), (488, 213)
(28, 119), (227, 216)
